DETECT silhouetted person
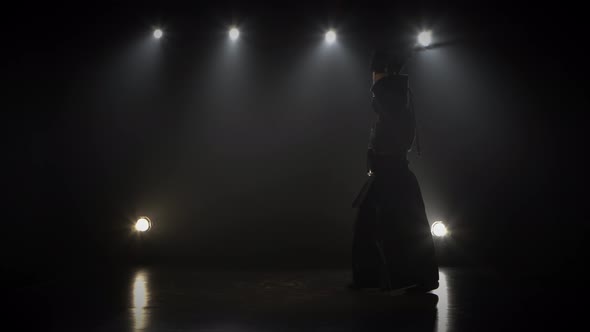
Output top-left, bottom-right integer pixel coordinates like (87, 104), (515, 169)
(351, 49), (439, 294)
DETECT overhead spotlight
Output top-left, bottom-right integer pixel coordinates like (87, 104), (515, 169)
(325, 30), (336, 44)
(417, 30), (432, 47)
(431, 221), (448, 237)
(229, 27), (240, 41)
(135, 217), (152, 232)
(153, 28), (163, 39)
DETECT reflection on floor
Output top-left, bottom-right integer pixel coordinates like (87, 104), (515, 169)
(7, 265), (579, 331)
(125, 268), (446, 332)
(432, 270), (448, 332)
(131, 270), (150, 330)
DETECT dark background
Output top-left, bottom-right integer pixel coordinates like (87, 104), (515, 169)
(4, 1), (587, 284)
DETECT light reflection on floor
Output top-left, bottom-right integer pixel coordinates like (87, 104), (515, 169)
(433, 270), (449, 332)
(131, 269), (150, 330)
(124, 267), (449, 331)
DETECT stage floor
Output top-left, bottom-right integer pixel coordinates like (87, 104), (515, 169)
(8, 266), (579, 331)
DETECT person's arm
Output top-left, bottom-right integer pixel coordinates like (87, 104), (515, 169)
(408, 88), (421, 155)
(367, 127), (376, 176)
(367, 149), (375, 176)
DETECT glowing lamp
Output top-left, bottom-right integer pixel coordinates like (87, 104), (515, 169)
(229, 27), (240, 41)
(135, 217), (152, 232)
(325, 30), (336, 44)
(431, 221), (448, 237)
(418, 30), (432, 47)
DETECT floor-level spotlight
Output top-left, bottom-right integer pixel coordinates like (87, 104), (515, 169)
(153, 28), (163, 40)
(325, 30), (336, 44)
(417, 30), (432, 47)
(135, 217), (152, 232)
(229, 27), (240, 41)
(431, 221), (448, 237)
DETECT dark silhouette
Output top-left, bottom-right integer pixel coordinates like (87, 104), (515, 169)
(351, 49), (439, 294)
